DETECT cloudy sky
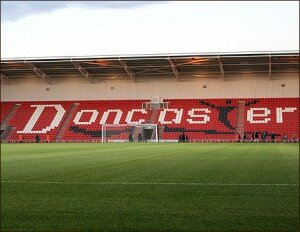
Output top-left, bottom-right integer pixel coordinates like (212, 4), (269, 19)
(1, 1), (299, 58)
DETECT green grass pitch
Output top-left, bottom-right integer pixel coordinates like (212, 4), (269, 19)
(1, 143), (299, 231)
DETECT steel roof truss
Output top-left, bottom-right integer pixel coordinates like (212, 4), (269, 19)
(167, 58), (180, 79)
(24, 61), (51, 84)
(71, 61), (94, 83)
(1, 73), (10, 83)
(269, 54), (272, 80)
(119, 59), (135, 81)
(218, 56), (225, 79)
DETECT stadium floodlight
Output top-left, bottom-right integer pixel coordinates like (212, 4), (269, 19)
(101, 124), (159, 143)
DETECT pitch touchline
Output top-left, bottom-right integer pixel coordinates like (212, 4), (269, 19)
(1, 180), (298, 186)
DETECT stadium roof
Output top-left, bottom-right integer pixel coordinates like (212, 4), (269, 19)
(1, 51), (299, 84)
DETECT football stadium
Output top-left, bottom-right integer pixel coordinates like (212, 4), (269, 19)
(1, 2), (299, 232)
(1, 51), (299, 231)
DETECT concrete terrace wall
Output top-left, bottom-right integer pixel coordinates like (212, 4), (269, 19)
(1, 73), (299, 101)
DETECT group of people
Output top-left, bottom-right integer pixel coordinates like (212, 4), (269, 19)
(178, 132), (188, 142)
(128, 133), (142, 142)
(235, 132), (297, 143)
(281, 133), (297, 143)
(250, 131), (261, 142)
(236, 132), (270, 143)
(273, 133), (297, 143)
(18, 134), (50, 143)
(16, 131), (298, 144)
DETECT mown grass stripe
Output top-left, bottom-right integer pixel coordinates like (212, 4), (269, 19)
(2, 180), (298, 186)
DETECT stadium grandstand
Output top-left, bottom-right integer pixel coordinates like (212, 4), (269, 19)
(2, 1), (299, 230)
(1, 50), (299, 231)
(1, 51), (299, 143)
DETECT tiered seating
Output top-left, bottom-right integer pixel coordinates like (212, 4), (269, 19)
(243, 97), (299, 141)
(159, 99), (238, 141)
(0, 98), (298, 142)
(63, 100), (150, 141)
(1, 102), (14, 123)
(7, 101), (72, 142)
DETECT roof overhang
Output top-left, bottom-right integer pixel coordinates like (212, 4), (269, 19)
(1, 51), (299, 83)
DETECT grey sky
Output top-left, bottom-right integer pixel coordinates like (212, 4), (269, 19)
(1, 1), (299, 58)
(1, 1), (167, 22)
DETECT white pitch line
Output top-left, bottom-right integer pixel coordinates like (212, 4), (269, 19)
(1, 180), (298, 186)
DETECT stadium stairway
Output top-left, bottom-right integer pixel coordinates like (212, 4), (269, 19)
(236, 101), (245, 136)
(1, 102), (14, 122)
(4, 127), (17, 142)
(1, 103), (21, 142)
(1, 103), (20, 126)
(55, 103), (79, 142)
(146, 108), (165, 141)
(147, 108), (160, 124)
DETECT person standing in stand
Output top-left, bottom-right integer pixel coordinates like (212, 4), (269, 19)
(282, 134), (288, 143)
(271, 132), (275, 143)
(292, 133), (297, 143)
(262, 132), (267, 143)
(46, 134), (50, 143)
(255, 131), (259, 143)
(178, 133), (182, 143)
(235, 133), (240, 143)
(19, 134), (23, 143)
(35, 134), (40, 143)
(243, 133), (247, 143)
(251, 132), (255, 142)
(182, 132), (186, 142)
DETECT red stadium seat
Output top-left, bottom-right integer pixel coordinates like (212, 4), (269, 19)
(1, 98), (298, 142)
